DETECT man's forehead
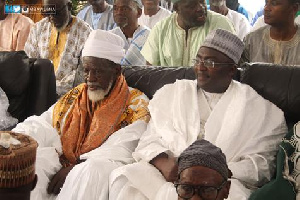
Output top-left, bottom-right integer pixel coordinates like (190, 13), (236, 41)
(83, 57), (114, 67)
(114, 0), (134, 5)
(210, 0), (224, 3)
(180, 166), (223, 184)
(180, 0), (206, 5)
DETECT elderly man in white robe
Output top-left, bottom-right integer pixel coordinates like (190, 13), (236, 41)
(109, 29), (287, 200)
(13, 30), (150, 200)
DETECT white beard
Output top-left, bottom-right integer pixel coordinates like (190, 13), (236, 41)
(87, 81), (113, 102)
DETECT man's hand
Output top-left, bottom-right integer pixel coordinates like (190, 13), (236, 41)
(150, 153), (178, 183)
(47, 165), (74, 195)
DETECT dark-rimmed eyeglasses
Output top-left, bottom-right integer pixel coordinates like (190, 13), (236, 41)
(174, 180), (227, 200)
(192, 59), (235, 68)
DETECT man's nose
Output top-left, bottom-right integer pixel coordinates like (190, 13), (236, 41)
(264, 2), (271, 11)
(87, 71), (97, 82)
(195, 2), (205, 11)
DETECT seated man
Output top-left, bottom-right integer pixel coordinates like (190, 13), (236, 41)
(209, 0), (250, 40)
(109, 29), (287, 200)
(0, 131), (38, 200)
(77, 0), (115, 30)
(141, 0), (235, 66)
(138, 0), (171, 29)
(13, 30), (150, 200)
(110, 0), (150, 65)
(0, 0), (34, 51)
(243, 0), (300, 65)
(25, 0), (92, 96)
(175, 139), (231, 200)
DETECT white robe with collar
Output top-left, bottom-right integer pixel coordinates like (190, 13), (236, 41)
(109, 80), (287, 200)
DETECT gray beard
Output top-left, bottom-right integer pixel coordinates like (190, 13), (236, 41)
(87, 81), (113, 102)
(55, 16), (70, 32)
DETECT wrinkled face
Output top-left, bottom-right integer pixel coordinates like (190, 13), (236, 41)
(83, 57), (120, 102)
(209, 0), (226, 14)
(175, 0), (207, 29)
(177, 166), (230, 200)
(194, 47), (235, 93)
(113, 0), (141, 28)
(264, 0), (298, 25)
(44, 0), (71, 31)
(141, 0), (160, 8)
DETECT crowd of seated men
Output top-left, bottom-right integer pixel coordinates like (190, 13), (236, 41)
(0, 0), (300, 199)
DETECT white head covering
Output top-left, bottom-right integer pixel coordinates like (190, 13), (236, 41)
(82, 30), (125, 64)
(201, 29), (244, 64)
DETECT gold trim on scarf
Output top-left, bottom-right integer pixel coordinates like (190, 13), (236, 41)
(53, 83), (86, 135)
(61, 75), (130, 164)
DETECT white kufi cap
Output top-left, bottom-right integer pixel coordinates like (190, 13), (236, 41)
(82, 30), (125, 64)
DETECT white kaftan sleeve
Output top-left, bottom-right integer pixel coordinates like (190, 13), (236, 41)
(12, 104), (62, 200)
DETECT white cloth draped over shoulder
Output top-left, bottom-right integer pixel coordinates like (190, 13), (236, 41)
(12, 105), (148, 200)
(109, 80), (287, 200)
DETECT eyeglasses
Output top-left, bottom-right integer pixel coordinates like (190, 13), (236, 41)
(192, 59), (235, 68)
(174, 180), (227, 200)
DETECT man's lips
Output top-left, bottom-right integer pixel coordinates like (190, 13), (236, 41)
(196, 12), (206, 21)
(197, 72), (209, 81)
(87, 82), (101, 91)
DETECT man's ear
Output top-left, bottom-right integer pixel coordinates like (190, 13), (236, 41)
(137, 7), (142, 18)
(223, 180), (231, 199)
(31, 175), (38, 191)
(115, 65), (122, 76)
(173, 3), (179, 12)
(292, 3), (299, 16)
(229, 64), (237, 78)
(67, 1), (72, 11)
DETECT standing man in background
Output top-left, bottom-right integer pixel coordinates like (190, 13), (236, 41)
(139, 0), (171, 29)
(25, 0), (92, 96)
(77, 0), (115, 30)
(209, 0), (250, 40)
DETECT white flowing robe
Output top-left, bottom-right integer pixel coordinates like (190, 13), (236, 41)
(109, 80), (287, 200)
(12, 105), (148, 200)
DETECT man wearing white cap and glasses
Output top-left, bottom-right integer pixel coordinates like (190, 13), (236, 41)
(12, 30), (150, 200)
(109, 29), (287, 200)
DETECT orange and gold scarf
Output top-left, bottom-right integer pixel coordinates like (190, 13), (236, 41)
(61, 75), (130, 164)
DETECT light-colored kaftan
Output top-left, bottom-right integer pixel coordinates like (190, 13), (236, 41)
(12, 81), (150, 200)
(77, 4), (115, 30)
(24, 17), (92, 96)
(0, 14), (33, 51)
(140, 11), (235, 66)
(244, 25), (300, 65)
(109, 80), (287, 200)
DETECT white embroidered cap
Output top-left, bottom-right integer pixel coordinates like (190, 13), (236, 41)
(82, 30), (125, 64)
(201, 29), (245, 64)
